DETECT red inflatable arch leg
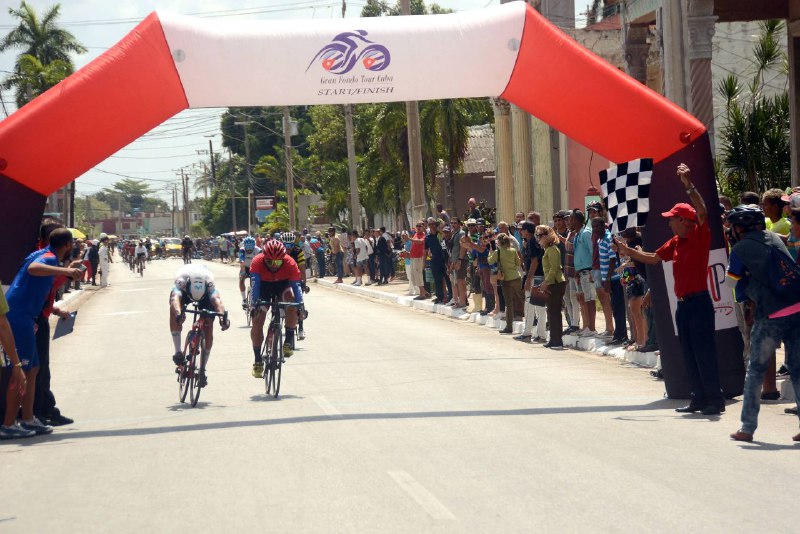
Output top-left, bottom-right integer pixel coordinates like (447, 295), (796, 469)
(0, 13), (187, 283)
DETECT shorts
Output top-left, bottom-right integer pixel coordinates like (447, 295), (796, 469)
(577, 270), (596, 301)
(356, 259), (368, 270)
(170, 289), (214, 313)
(4, 315), (38, 370)
(592, 269), (603, 290)
(254, 285), (295, 313)
(625, 277), (646, 298)
(240, 266), (251, 279)
(568, 277), (579, 294)
(454, 259), (468, 280)
(409, 257), (424, 287)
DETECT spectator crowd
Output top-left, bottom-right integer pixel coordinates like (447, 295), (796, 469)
(2, 168), (799, 443)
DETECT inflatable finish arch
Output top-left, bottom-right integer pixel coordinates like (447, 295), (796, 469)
(0, 2), (742, 398)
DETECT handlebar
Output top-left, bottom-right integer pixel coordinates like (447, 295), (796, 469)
(185, 307), (227, 319)
(254, 300), (302, 309)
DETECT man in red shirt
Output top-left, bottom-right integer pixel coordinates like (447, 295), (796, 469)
(409, 221), (429, 300)
(616, 163), (724, 415)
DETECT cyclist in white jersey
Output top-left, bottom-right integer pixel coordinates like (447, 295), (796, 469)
(169, 264), (229, 385)
(239, 236), (261, 307)
(134, 242), (148, 266)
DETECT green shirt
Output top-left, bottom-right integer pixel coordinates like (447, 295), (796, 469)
(489, 246), (521, 282)
(543, 245), (566, 285)
(0, 289), (8, 315)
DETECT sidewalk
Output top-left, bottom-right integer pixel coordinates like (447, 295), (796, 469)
(312, 273), (661, 370)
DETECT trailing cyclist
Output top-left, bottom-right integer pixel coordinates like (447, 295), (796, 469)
(134, 241), (148, 274)
(169, 264), (230, 386)
(238, 236), (261, 309)
(249, 239), (303, 378)
(279, 231), (310, 340)
(181, 235), (193, 264)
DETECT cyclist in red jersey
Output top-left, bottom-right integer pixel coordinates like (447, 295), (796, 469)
(249, 239), (303, 378)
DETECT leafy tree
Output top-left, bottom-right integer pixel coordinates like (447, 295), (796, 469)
(0, 1), (86, 106)
(101, 179), (154, 210)
(717, 20), (790, 196)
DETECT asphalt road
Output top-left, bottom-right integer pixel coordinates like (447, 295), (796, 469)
(1, 257), (798, 532)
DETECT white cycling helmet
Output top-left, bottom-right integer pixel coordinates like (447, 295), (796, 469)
(189, 275), (206, 301)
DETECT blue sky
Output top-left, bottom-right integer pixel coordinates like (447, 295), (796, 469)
(0, 0), (591, 203)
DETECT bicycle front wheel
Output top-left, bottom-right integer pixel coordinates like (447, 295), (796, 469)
(270, 324), (283, 398)
(262, 324), (275, 395)
(190, 333), (205, 407)
(245, 285), (253, 328)
(178, 332), (195, 403)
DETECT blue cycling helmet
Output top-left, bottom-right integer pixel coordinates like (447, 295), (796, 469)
(243, 236), (256, 251)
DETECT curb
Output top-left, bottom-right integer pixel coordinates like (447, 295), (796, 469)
(313, 277), (659, 369)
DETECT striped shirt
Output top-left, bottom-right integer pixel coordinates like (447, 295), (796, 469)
(564, 231), (576, 278)
(598, 230), (619, 281)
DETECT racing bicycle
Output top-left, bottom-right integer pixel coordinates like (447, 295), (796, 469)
(177, 303), (227, 407)
(255, 297), (301, 398)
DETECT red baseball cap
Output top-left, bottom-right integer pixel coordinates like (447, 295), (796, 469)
(661, 203), (697, 222)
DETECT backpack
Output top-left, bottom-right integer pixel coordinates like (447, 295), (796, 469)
(749, 238), (800, 301)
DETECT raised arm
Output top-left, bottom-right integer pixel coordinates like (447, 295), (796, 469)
(677, 163), (706, 226)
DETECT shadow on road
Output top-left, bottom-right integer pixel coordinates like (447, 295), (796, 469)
(16, 398), (691, 445)
(249, 394), (304, 403)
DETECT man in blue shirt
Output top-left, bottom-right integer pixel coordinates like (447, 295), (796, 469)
(2, 228), (82, 440)
(570, 210), (596, 336)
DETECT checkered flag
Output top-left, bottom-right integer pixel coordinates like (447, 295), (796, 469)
(599, 158), (654, 234)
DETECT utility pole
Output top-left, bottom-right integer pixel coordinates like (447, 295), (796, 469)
(400, 0), (426, 223)
(234, 119), (254, 233)
(208, 138), (217, 189)
(283, 107), (297, 230)
(342, 1), (362, 230)
(344, 104), (361, 230)
(119, 194), (124, 237)
(181, 169), (189, 235)
(68, 180), (76, 227)
(230, 161), (237, 233)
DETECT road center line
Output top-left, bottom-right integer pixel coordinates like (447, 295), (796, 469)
(312, 395), (342, 418)
(388, 470), (456, 520)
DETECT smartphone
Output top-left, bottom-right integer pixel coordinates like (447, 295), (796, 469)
(77, 264), (87, 272)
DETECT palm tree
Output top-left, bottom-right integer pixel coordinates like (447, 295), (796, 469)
(717, 20), (790, 195)
(421, 99), (473, 213)
(1, 53), (70, 107)
(1, 1), (87, 107)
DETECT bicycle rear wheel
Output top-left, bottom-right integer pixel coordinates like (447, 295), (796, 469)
(189, 333), (204, 407)
(245, 285), (253, 327)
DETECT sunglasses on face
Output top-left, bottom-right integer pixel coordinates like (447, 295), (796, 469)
(266, 259), (283, 268)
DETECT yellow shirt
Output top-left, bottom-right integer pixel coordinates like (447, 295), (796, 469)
(766, 217), (790, 236)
